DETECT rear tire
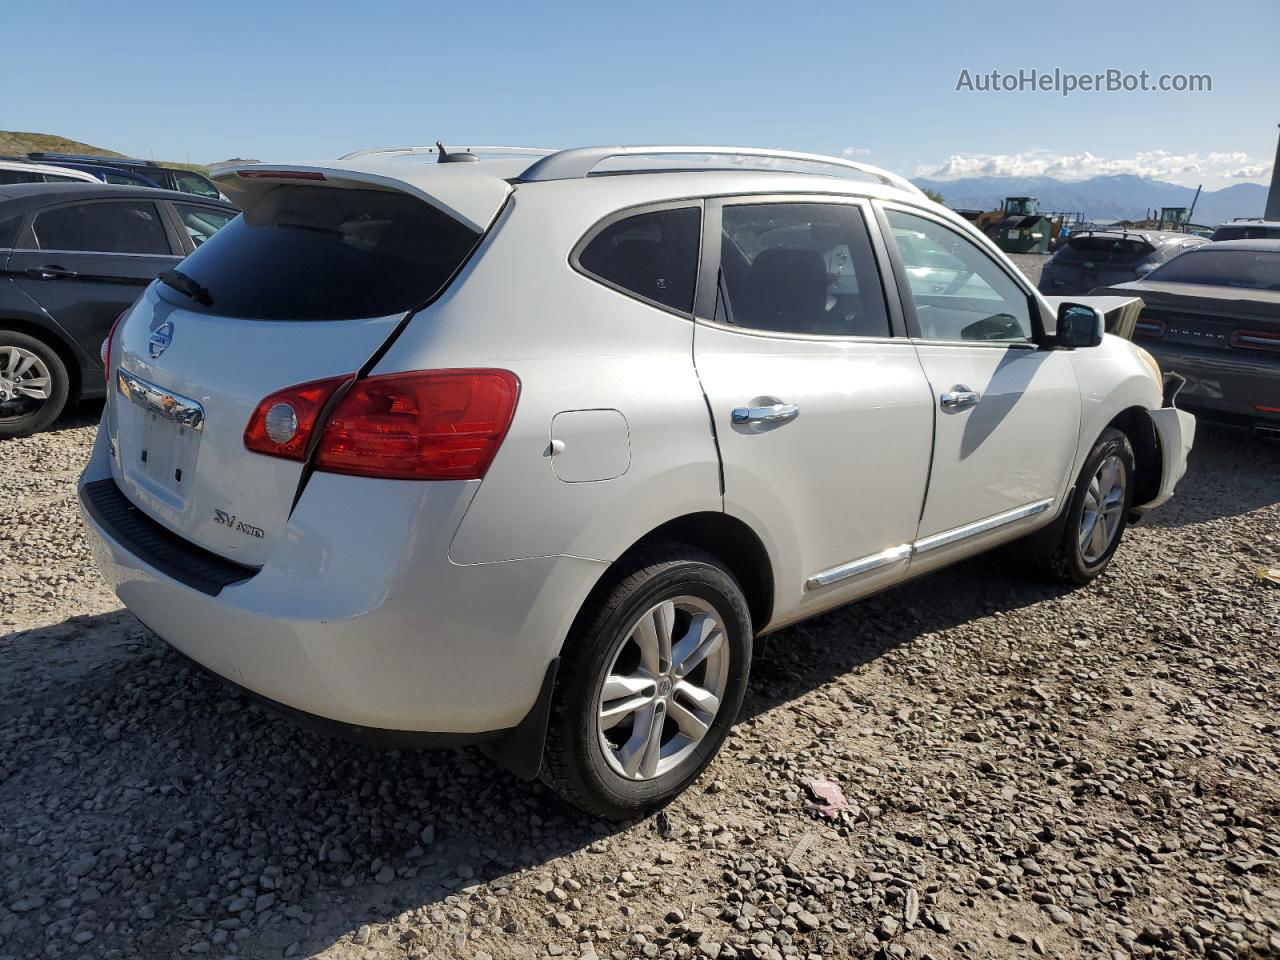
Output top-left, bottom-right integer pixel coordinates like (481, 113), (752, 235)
(541, 546), (752, 820)
(0, 330), (70, 440)
(1028, 427), (1135, 585)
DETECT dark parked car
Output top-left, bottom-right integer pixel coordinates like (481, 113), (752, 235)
(1038, 229), (1207, 295)
(0, 183), (237, 437)
(1090, 239), (1280, 436)
(1209, 219), (1280, 242)
(27, 160), (164, 189)
(27, 152), (223, 199)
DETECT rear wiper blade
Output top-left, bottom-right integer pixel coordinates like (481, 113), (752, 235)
(158, 269), (213, 307)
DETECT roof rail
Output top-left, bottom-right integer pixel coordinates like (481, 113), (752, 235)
(516, 145), (925, 196)
(339, 144), (554, 161)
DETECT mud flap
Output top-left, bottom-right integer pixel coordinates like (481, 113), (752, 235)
(483, 658), (560, 781)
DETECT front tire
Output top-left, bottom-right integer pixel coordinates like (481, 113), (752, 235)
(0, 331), (70, 440)
(1032, 427), (1135, 585)
(541, 546), (752, 820)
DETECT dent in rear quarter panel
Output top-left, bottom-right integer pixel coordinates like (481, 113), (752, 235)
(367, 185), (725, 567)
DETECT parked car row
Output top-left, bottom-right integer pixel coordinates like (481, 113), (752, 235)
(1035, 220), (1280, 434)
(0, 183), (237, 436)
(71, 144), (1195, 818)
(0, 152), (223, 198)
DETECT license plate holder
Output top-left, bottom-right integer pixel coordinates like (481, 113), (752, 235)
(115, 370), (204, 511)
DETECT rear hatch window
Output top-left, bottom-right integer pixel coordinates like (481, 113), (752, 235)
(166, 185), (480, 320)
(1056, 236), (1154, 264)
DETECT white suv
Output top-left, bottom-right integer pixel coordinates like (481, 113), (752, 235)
(79, 145), (1194, 818)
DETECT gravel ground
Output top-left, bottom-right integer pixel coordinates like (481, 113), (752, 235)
(3, 381), (1279, 960)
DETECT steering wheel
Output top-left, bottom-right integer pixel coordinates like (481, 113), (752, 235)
(942, 269), (974, 295)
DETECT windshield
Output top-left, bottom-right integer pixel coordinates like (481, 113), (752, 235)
(169, 185), (481, 320)
(1056, 236), (1154, 264)
(1146, 248), (1280, 290)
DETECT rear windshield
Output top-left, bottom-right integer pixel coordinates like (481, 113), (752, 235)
(1210, 225), (1280, 241)
(167, 185), (480, 320)
(1056, 236), (1154, 264)
(1146, 248), (1280, 290)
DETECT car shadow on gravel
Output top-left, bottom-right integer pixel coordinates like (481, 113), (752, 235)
(0, 549), (1074, 957)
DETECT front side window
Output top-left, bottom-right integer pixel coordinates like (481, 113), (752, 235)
(717, 202), (889, 337)
(885, 209), (1033, 342)
(174, 203), (236, 247)
(577, 206), (700, 312)
(32, 201), (171, 255)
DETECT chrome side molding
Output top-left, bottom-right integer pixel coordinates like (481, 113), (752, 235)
(805, 543), (911, 590)
(116, 369), (205, 432)
(806, 498), (1054, 590)
(912, 498), (1053, 555)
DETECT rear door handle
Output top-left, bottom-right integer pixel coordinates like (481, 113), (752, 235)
(25, 265), (79, 280)
(940, 386), (981, 409)
(732, 403), (800, 424)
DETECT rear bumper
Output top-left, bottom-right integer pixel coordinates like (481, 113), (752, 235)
(1142, 342), (1280, 424)
(1133, 406), (1196, 514)
(78, 429), (606, 735)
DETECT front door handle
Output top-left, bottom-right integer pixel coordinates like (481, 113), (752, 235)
(26, 265), (79, 280)
(940, 386), (981, 409)
(732, 402), (800, 425)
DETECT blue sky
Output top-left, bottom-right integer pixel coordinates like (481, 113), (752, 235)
(7, 0), (1278, 188)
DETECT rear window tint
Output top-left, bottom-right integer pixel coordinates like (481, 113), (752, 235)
(0, 214), (22, 248)
(1147, 248), (1280, 290)
(577, 206), (700, 312)
(1056, 236), (1154, 264)
(169, 186), (481, 321)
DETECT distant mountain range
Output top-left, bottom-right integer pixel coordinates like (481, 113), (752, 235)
(910, 173), (1270, 226)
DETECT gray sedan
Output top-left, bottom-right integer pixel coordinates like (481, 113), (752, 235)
(1090, 239), (1280, 436)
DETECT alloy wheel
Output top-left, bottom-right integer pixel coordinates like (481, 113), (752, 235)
(1079, 454), (1126, 564)
(0, 346), (53, 420)
(595, 596), (731, 781)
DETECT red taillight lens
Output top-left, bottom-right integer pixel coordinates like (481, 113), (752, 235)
(243, 375), (353, 461)
(101, 309), (129, 381)
(236, 169), (327, 181)
(1230, 329), (1280, 352)
(1134, 317), (1166, 339)
(312, 369), (520, 480)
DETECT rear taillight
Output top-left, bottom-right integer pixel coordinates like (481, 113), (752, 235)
(243, 375), (353, 461)
(1134, 316), (1166, 339)
(236, 169), (327, 181)
(1230, 329), (1280, 352)
(312, 369), (520, 480)
(101, 309), (129, 381)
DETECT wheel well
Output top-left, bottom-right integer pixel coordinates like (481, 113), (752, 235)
(623, 512), (774, 632)
(0, 318), (83, 400)
(1107, 406), (1161, 506)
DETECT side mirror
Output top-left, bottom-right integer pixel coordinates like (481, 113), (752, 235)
(1057, 303), (1104, 348)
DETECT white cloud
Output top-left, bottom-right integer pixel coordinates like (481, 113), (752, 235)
(841, 146), (871, 158)
(914, 149), (1272, 184)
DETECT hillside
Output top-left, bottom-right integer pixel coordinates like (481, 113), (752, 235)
(911, 172), (1270, 225)
(0, 130), (209, 175)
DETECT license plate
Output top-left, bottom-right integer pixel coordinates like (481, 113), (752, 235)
(115, 370), (204, 511)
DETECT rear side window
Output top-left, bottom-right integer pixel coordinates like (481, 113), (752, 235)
(171, 185), (481, 321)
(718, 202), (890, 337)
(0, 170), (39, 185)
(175, 171), (221, 198)
(33, 201), (171, 255)
(1056, 236), (1154, 264)
(577, 206), (701, 313)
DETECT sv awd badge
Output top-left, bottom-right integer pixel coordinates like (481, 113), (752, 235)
(213, 509), (264, 539)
